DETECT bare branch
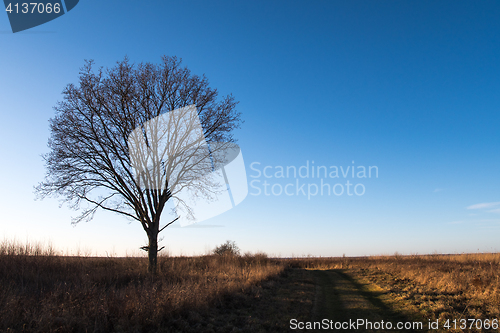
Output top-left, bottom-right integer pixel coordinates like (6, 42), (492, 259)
(36, 56), (242, 273)
(159, 216), (180, 234)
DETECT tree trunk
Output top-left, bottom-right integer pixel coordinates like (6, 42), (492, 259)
(147, 230), (158, 274)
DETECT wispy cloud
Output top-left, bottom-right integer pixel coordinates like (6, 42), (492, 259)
(466, 202), (500, 210)
(487, 208), (500, 214)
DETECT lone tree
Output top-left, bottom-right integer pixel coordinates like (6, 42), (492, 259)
(36, 56), (241, 273)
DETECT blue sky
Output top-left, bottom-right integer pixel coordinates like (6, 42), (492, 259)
(1, 0), (499, 256)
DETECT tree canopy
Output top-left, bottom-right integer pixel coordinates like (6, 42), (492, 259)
(36, 56), (242, 272)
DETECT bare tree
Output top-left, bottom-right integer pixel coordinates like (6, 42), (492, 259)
(36, 56), (241, 273)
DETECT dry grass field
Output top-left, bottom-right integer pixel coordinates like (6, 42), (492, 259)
(1, 240), (500, 332)
(0, 240), (293, 332)
(287, 254), (500, 332)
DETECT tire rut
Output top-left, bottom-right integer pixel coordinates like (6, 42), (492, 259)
(310, 269), (420, 332)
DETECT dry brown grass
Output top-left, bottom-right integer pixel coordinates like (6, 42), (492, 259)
(285, 253), (500, 331)
(0, 240), (285, 332)
(4, 239), (500, 332)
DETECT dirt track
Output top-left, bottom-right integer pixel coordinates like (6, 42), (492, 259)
(309, 269), (422, 332)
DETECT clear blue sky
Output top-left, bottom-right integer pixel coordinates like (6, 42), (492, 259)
(1, 0), (499, 256)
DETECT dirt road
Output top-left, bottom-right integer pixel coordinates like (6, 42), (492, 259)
(309, 269), (423, 332)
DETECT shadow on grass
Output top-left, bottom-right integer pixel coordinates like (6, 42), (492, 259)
(310, 269), (423, 332)
(0, 254), (291, 333)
